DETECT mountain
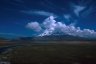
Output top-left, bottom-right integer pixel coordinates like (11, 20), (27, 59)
(18, 34), (96, 41)
(0, 34), (96, 42)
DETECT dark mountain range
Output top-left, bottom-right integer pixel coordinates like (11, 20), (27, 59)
(18, 34), (96, 41)
(0, 34), (96, 42)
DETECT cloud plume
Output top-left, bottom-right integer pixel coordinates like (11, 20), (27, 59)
(26, 16), (96, 38)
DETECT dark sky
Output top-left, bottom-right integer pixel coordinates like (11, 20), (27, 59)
(0, 0), (96, 37)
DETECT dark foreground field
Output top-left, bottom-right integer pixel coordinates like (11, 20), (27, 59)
(0, 41), (96, 64)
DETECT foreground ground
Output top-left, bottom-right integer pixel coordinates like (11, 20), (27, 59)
(0, 41), (96, 64)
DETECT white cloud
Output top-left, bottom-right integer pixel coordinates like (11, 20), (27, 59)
(26, 22), (42, 32)
(21, 10), (57, 17)
(26, 16), (96, 38)
(64, 14), (71, 21)
(39, 16), (56, 36)
(73, 5), (85, 16)
(33, 11), (55, 16)
(39, 16), (96, 38)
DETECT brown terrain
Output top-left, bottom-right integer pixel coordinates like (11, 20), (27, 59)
(0, 40), (96, 64)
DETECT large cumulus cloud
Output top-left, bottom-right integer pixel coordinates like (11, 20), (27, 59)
(26, 16), (96, 38)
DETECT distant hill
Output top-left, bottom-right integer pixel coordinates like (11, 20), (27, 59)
(0, 37), (7, 40)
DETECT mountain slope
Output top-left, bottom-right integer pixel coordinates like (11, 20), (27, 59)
(18, 34), (96, 41)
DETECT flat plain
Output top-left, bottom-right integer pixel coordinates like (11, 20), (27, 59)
(0, 41), (96, 64)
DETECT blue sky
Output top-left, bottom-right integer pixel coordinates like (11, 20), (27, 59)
(0, 0), (96, 37)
